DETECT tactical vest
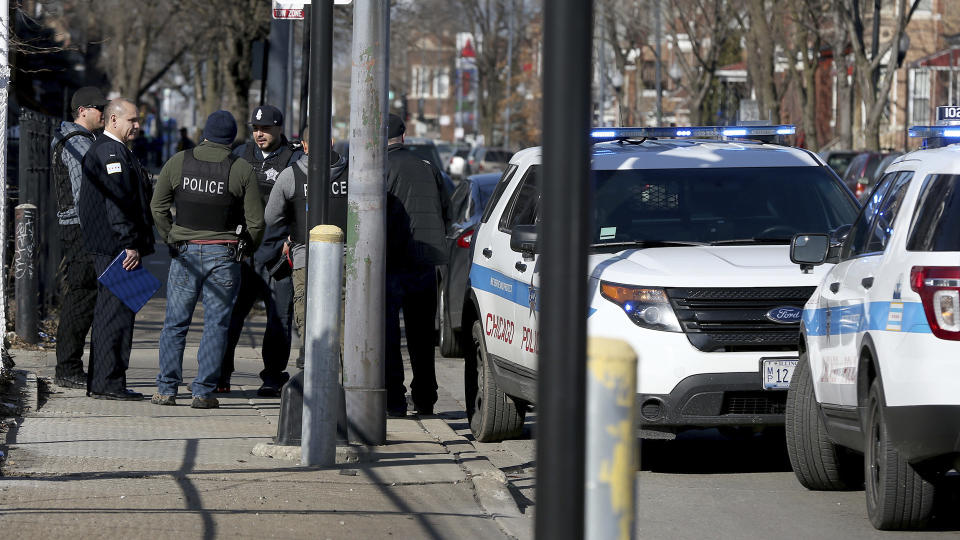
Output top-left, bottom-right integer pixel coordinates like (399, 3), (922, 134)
(242, 142), (295, 205)
(52, 130), (95, 216)
(289, 166), (310, 244)
(174, 151), (241, 233)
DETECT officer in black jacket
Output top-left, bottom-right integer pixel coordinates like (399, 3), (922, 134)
(384, 114), (450, 417)
(222, 104), (303, 396)
(77, 98), (156, 401)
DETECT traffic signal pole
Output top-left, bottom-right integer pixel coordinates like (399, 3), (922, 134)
(536, 0), (593, 538)
(343, 0), (389, 445)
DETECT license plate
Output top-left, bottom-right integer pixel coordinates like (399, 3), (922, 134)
(761, 358), (798, 390)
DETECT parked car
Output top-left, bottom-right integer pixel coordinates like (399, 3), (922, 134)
(464, 146), (514, 176)
(819, 150), (859, 177)
(786, 144), (960, 530)
(331, 139), (455, 196)
(463, 126), (858, 442)
(437, 172), (503, 357)
(841, 152), (897, 201)
(448, 147), (471, 179)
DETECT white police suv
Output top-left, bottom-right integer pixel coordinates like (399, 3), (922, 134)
(786, 126), (960, 530)
(461, 126), (860, 443)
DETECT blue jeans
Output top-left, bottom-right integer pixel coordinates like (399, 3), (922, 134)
(157, 243), (240, 397)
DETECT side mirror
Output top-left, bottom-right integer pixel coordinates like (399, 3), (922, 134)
(791, 233), (829, 273)
(511, 224), (539, 255)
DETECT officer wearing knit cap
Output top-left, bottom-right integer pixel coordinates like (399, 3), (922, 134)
(149, 110), (265, 409)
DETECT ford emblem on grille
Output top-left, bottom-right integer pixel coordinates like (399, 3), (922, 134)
(765, 306), (803, 324)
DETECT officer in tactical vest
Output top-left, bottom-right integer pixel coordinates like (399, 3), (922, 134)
(263, 125), (348, 364)
(50, 86), (108, 389)
(223, 104), (303, 397)
(150, 110), (264, 409)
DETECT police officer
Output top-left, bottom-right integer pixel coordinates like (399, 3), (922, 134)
(223, 104), (302, 396)
(384, 114), (450, 417)
(50, 86), (107, 389)
(150, 110), (264, 409)
(263, 125), (348, 361)
(77, 98), (156, 401)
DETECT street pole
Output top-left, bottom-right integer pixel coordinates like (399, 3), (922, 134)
(300, 6), (311, 137)
(344, 0), (388, 445)
(537, 0), (592, 539)
(296, 0), (337, 466)
(0, 0), (10, 366)
(655, 0), (663, 126)
(503, 0), (514, 149)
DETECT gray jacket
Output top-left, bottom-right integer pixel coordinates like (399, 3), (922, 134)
(51, 121), (95, 225)
(264, 152), (348, 269)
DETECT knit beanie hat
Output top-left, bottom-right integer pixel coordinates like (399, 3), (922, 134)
(202, 110), (238, 145)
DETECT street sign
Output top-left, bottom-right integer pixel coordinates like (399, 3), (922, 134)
(273, 0), (352, 19)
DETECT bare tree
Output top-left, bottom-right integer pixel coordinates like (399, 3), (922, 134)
(597, 0), (654, 126)
(782, 0), (833, 150)
(840, 0), (921, 150)
(665, 0), (737, 125)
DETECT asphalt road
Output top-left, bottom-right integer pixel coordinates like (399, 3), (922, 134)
(432, 356), (960, 539)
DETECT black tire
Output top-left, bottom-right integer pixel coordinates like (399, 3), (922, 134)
(469, 320), (524, 442)
(864, 379), (936, 530)
(785, 349), (863, 490)
(438, 288), (463, 358)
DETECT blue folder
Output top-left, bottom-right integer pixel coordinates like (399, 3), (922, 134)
(97, 251), (161, 313)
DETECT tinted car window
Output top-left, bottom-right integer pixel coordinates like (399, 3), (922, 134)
(449, 182), (472, 224)
(863, 172), (913, 254)
(907, 174), (960, 251)
(591, 166), (858, 245)
(480, 165), (518, 224)
(499, 166), (539, 232)
(843, 172), (898, 258)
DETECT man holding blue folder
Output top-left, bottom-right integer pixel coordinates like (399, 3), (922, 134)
(77, 98), (156, 401)
(150, 110), (264, 409)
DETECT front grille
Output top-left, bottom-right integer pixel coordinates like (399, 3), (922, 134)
(667, 287), (816, 352)
(721, 391), (787, 416)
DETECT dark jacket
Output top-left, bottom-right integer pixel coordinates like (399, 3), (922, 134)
(151, 141), (264, 247)
(386, 143), (449, 271)
(77, 134), (156, 257)
(234, 138), (303, 272)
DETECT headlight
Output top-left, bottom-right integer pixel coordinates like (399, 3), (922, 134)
(600, 281), (682, 332)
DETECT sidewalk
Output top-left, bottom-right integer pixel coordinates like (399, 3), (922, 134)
(0, 298), (528, 539)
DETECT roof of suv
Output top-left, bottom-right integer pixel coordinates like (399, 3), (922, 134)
(512, 138), (823, 170)
(886, 144), (960, 175)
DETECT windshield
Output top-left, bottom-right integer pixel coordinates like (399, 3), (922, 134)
(591, 166), (858, 245)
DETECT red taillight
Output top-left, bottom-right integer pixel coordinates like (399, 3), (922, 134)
(456, 228), (474, 248)
(855, 183), (865, 199)
(910, 266), (960, 340)
(477, 163), (484, 172)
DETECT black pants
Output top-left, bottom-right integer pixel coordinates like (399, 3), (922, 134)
(88, 254), (135, 394)
(55, 224), (97, 378)
(385, 266), (438, 411)
(222, 260), (293, 386)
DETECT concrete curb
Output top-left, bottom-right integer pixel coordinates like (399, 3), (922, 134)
(419, 417), (531, 540)
(250, 442), (367, 465)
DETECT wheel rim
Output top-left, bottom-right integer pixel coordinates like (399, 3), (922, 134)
(868, 400), (882, 503)
(472, 332), (484, 421)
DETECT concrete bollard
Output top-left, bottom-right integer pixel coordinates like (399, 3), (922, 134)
(585, 338), (638, 540)
(14, 204), (38, 344)
(302, 225), (345, 466)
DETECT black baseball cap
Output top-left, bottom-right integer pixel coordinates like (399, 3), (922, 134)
(71, 86), (108, 111)
(250, 105), (284, 126)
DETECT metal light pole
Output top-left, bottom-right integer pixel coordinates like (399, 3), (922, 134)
(344, 0), (389, 446)
(0, 0), (10, 367)
(536, 0), (592, 538)
(655, 0), (663, 126)
(503, 0), (515, 148)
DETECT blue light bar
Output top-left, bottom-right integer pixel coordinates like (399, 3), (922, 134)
(590, 125), (797, 142)
(908, 126), (960, 138)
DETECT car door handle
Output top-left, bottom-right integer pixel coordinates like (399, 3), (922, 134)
(515, 261), (527, 272)
(482, 248), (493, 259)
(829, 282), (840, 294)
(861, 276), (874, 289)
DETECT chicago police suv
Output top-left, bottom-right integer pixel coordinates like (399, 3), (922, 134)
(461, 125), (859, 443)
(786, 124), (960, 530)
